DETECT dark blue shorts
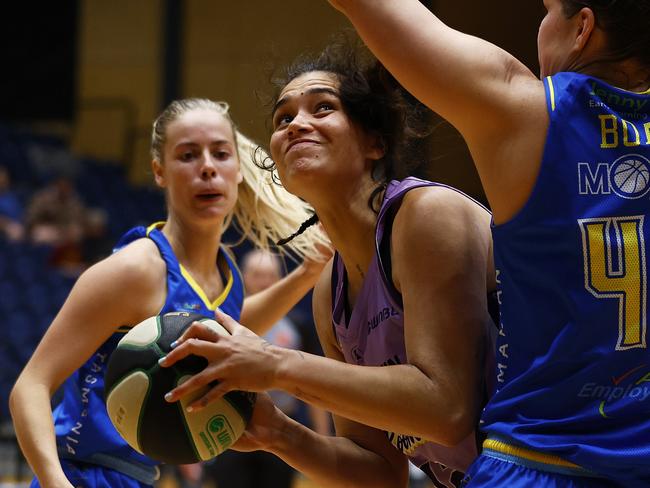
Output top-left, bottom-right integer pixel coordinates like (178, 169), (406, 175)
(30, 460), (152, 488)
(462, 454), (625, 487)
(462, 438), (625, 488)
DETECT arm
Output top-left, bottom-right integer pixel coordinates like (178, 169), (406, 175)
(326, 0), (548, 221)
(163, 191), (491, 445)
(239, 249), (330, 335)
(278, 189), (491, 443)
(9, 241), (165, 487)
(232, 379), (407, 487)
(307, 404), (332, 436)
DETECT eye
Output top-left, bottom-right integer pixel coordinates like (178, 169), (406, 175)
(273, 112), (293, 130)
(213, 150), (231, 160)
(315, 102), (334, 113)
(179, 150), (195, 162)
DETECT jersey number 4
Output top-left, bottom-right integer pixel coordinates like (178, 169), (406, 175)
(579, 216), (647, 350)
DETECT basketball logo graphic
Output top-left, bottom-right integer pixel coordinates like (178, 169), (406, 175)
(610, 155), (650, 199)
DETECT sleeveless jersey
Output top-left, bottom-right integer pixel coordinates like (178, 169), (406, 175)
(53, 222), (244, 483)
(331, 177), (497, 488)
(483, 72), (650, 484)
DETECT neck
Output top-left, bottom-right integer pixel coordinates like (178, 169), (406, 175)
(311, 178), (382, 287)
(581, 60), (650, 92)
(572, 35), (650, 92)
(162, 215), (223, 275)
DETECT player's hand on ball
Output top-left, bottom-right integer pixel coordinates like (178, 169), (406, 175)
(230, 392), (283, 452)
(160, 309), (282, 411)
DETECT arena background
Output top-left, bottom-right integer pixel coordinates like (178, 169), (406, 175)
(0, 2), (542, 487)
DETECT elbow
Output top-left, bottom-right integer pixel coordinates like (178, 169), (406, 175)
(433, 407), (477, 447)
(9, 374), (37, 420)
(9, 380), (23, 420)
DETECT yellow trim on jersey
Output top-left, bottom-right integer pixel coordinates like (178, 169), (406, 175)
(546, 76), (556, 112)
(179, 259), (233, 311)
(483, 438), (581, 469)
(146, 220), (234, 311)
(146, 221), (166, 235)
(221, 246), (245, 296)
(611, 85), (650, 96)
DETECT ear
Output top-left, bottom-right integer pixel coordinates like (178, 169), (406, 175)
(574, 7), (596, 52)
(152, 159), (166, 188)
(366, 134), (386, 161)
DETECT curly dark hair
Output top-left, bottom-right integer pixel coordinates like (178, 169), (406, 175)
(560, 0), (650, 68)
(260, 37), (433, 244)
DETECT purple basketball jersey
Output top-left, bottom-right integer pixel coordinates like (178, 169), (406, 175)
(331, 177), (492, 487)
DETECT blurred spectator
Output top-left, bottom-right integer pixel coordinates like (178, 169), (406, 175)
(0, 166), (25, 241)
(81, 208), (113, 266)
(25, 176), (86, 247)
(204, 249), (331, 488)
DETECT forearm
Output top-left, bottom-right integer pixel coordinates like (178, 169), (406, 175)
(10, 379), (70, 487)
(326, 0), (528, 135)
(240, 264), (319, 334)
(267, 414), (405, 488)
(272, 348), (472, 445)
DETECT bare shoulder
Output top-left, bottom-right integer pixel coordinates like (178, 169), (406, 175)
(76, 237), (167, 321)
(395, 185), (491, 237)
(391, 185), (493, 291)
(107, 237), (166, 280)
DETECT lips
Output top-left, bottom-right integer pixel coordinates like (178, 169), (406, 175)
(195, 190), (224, 201)
(286, 138), (319, 153)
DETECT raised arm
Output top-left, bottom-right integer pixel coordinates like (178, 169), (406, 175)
(162, 187), (492, 445)
(329, 1), (538, 132)
(240, 248), (331, 335)
(326, 0), (549, 221)
(9, 241), (165, 488)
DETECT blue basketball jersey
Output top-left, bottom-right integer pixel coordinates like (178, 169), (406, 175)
(481, 72), (650, 484)
(53, 222), (244, 483)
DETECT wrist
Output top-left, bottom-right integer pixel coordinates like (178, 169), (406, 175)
(271, 345), (303, 393)
(269, 344), (292, 389)
(265, 409), (301, 455)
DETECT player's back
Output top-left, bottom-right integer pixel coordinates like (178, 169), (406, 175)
(483, 72), (650, 484)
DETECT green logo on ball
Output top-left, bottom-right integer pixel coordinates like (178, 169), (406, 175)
(209, 417), (225, 433)
(206, 415), (234, 450)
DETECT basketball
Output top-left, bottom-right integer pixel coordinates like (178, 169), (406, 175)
(104, 311), (256, 464)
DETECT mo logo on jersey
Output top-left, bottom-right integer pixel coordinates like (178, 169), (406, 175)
(579, 154), (650, 199)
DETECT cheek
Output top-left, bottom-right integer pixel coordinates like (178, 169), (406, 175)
(537, 17), (556, 74)
(269, 133), (283, 163)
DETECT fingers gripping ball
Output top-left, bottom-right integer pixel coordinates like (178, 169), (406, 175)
(104, 312), (256, 464)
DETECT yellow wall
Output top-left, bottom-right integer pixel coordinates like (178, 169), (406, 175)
(72, 0), (163, 182)
(183, 1), (349, 145)
(71, 1), (541, 200)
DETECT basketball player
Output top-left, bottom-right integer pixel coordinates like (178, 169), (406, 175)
(9, 99), (329, 488)
(322, 0), (650, 486)
(160, 46), (498, 487)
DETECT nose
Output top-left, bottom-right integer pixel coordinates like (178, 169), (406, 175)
(287, 110), (311, 136)
(200, 151), (217, 179)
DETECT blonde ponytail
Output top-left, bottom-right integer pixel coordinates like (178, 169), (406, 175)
(230, 130), (329, 262)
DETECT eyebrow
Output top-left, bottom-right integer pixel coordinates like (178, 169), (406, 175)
(273, 87), (340, 115)
(174, 139), (233, 148)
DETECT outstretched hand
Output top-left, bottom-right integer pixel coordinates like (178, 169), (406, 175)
(159, 309), (284, 412)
